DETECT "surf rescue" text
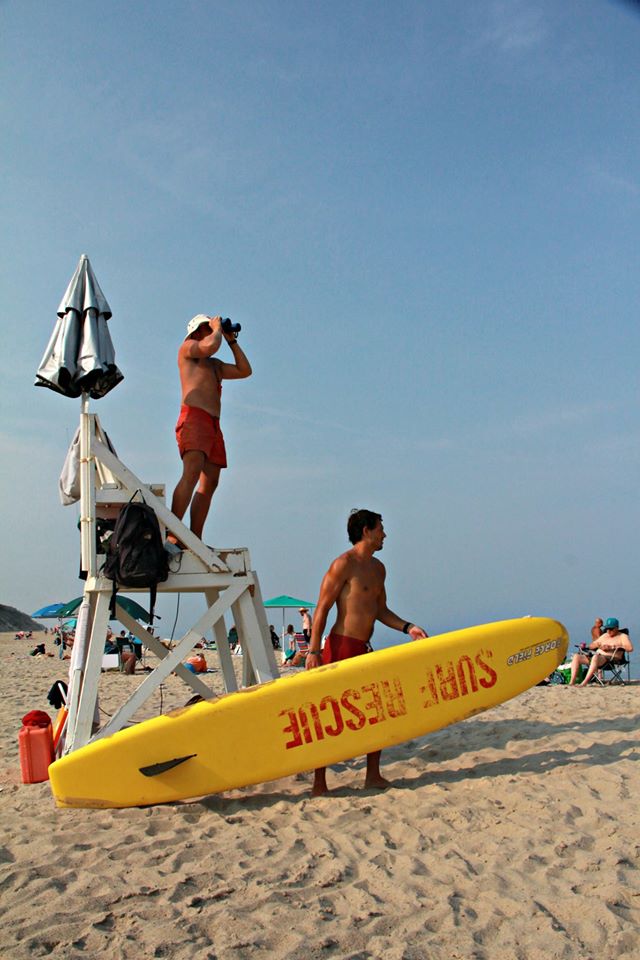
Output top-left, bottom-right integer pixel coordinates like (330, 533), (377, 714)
(279, 648), (498, 750)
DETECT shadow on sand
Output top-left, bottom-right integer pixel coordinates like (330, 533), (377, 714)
(192, 711), (640, 813)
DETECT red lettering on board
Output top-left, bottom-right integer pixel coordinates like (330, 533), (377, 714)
(281, 677), (408, 749)
(436, 661), (460, 701)
(341, 689), (366, 731)
(421, 669), (439, 709)
(362, 682), (386, 725)
(456, 655), (478, 696)
(280, 708), (303, 750)
(381, 678), (407, 718)
(319, 696), (344, 737)
(421, 650), (498, 711)
(476, 649), (497, 689)
(298, 702), (325, 743)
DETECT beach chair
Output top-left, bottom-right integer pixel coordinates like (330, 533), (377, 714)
(116, 636), (142, 671)
(289, 634), (309, 666)
(591, 650), (631, 685)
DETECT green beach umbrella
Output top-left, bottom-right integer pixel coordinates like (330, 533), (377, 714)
(58, 595), (151, 624)
(264, 595), (315, 608)
(264, 595), (316, 637)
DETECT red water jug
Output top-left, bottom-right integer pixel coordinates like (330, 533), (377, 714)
(19, 710), (54, 784)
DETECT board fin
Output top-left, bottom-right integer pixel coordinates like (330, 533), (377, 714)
(139, 754), (197, 777)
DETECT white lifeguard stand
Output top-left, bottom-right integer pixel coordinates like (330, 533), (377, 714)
(63, 398), (279, 754)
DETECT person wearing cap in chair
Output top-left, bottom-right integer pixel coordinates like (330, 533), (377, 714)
(568, 617), (633, 685)
(168, 315), (252, 547)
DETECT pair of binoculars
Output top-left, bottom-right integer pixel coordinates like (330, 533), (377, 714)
(221, 317), (241, 335)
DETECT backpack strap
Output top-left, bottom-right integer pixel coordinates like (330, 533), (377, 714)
(109, 578), (118, 621)
(148, 581), (157, 627)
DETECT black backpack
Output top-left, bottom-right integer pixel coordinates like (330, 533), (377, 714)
(102, 492), (169, 625)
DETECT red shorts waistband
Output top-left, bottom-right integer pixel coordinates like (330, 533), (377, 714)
(322, 632), (370, 664)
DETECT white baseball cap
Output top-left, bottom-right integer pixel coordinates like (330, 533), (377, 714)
(185, 314), (211, 339)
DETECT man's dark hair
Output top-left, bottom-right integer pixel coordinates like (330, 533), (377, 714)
(347, 508), (382, 545)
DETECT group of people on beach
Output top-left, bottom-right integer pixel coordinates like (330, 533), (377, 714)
(167, 314), (429, 792)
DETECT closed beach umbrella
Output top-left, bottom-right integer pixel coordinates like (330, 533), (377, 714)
(35, 254), (123, 399)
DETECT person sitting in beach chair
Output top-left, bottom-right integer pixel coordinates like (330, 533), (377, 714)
(116, 633), (140, 675)
(569, 618), (632, 686)
(290, 633), (310, 667)
(580, 620), (632, 686)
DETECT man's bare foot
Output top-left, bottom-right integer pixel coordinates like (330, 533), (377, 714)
(364, 773), (391, 790)
(310, 783), (331, 797)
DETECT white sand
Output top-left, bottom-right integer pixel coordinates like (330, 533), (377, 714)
(1, 632), (639, 959)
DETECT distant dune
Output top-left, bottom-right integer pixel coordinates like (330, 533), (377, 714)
(0, 605), (44, 632)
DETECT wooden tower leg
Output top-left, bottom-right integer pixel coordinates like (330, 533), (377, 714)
(67, 591), (111, 751)
(205, 588), (238, 693)
(232, 579), (279, 687)
(65, 593), (96, 751)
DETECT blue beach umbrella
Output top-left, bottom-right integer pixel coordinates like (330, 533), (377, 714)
(31, 602), (65, 619)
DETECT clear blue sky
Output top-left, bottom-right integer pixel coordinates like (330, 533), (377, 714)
(1, 0), (638, 650)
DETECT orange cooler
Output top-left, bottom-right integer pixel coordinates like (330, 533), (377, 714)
(19, 711), (54, 784)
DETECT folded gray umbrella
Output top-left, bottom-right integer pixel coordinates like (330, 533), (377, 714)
(35, 254), (123, 399)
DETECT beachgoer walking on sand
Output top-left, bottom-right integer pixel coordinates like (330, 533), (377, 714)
(305, 508), (428, 796)
(168, 315), (252, 546)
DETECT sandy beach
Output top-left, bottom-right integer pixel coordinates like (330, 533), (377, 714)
(1, 630), (638, 960)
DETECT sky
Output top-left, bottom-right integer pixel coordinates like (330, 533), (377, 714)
(1, 0), (639, 654)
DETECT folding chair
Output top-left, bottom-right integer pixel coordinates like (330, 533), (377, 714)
(288, 633), (309, 666)
(116, 636), (140, 672)
(592, 651), (631, 685)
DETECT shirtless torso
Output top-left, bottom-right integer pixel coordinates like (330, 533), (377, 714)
(323, 548), (386, 642)
(596, 628), (632, 657)
(177, 316), (250, 418)
(179, 354), (223, 417)
(308, 518), (427, 654)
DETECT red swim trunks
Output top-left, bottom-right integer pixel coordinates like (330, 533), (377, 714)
(175, 405), (227, 468)
(322, 632), (370, 665)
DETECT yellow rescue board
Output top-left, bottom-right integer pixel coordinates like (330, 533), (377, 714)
(49, 617), (567, 808)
